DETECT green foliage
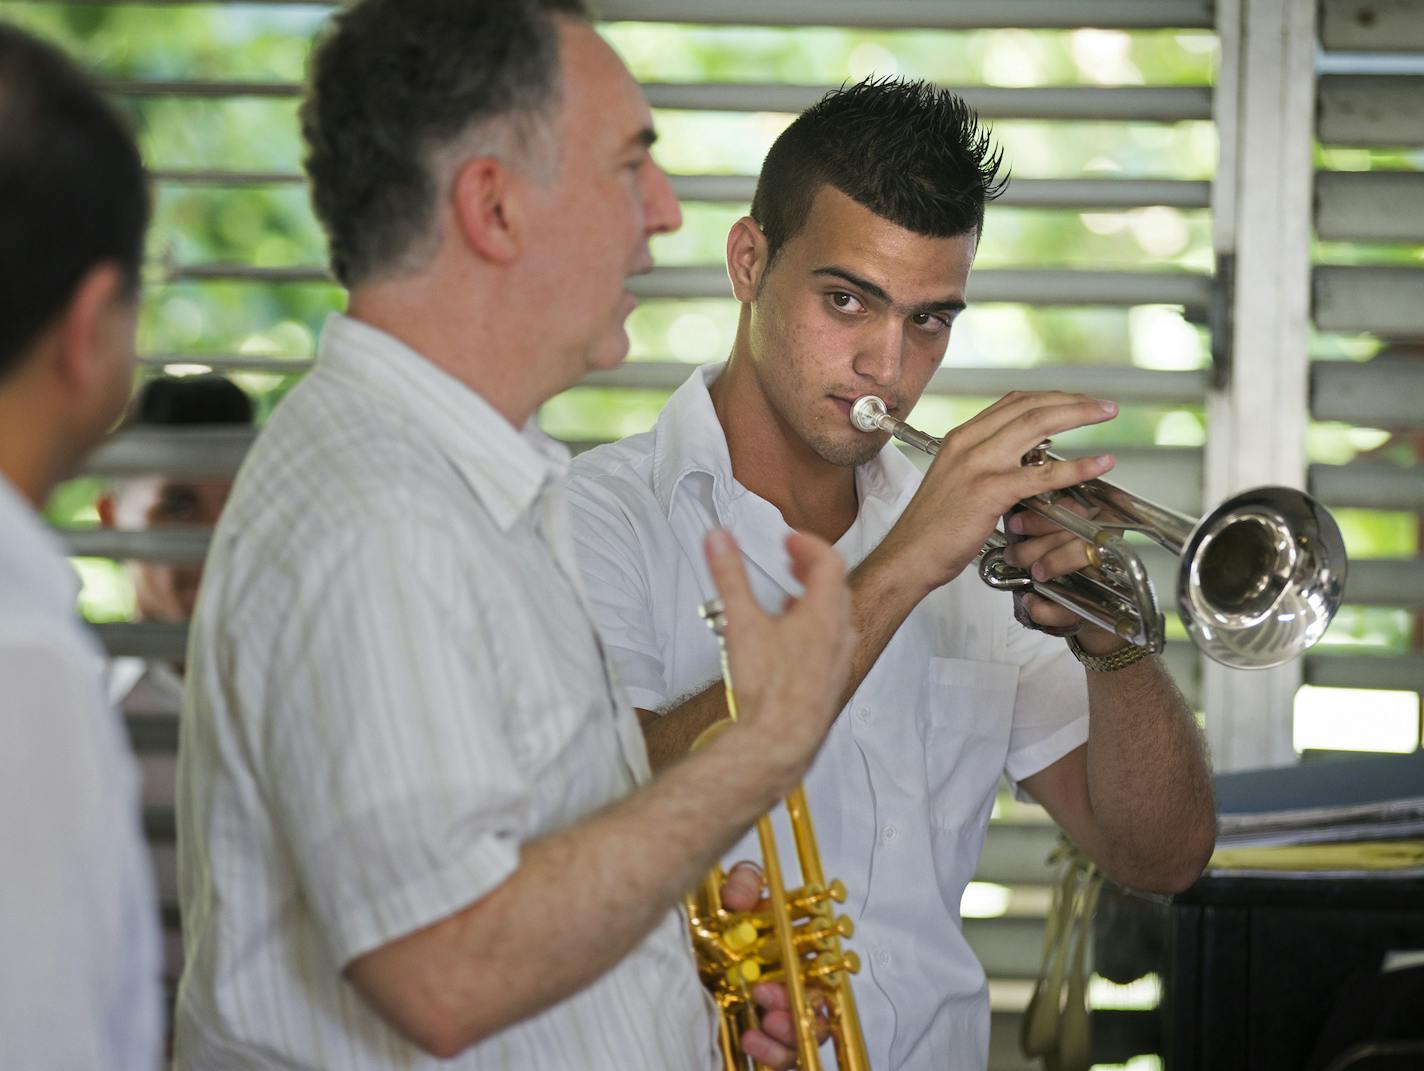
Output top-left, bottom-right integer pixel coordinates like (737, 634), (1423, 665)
(5, 5), (1415, 667)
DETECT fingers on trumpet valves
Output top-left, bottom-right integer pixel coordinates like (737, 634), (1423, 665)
(1018, 454), (1116, 499)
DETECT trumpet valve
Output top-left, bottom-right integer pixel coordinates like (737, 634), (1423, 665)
(807, 950), (861, 984)
(792, 914), (856, 953)
(724, 959), (761, 988)
(721, 919), (759, 953)
(1020, 439), (1052, 467)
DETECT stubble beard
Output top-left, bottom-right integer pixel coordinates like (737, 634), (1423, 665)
(805, 426), (886, 469)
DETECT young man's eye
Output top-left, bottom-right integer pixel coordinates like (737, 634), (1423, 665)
(912, 312), (951, 335)
(830, 292), (865, 313)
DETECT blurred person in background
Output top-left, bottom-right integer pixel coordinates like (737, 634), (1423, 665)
(0, 22), (162, 1071)
(98, 373), (253, 995)
(100, 374), (253, 722)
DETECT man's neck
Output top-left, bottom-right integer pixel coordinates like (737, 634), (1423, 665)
(347, 270), (556, 430)
(0, 392), (68, 510)
(709, 354), (859, 545)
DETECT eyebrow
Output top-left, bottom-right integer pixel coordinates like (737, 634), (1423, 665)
(626, 126), (658, 151)
(812, 266), (967, 317)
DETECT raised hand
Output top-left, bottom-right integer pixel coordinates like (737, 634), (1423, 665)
(876, 391), (1119, 597)
(703, 528), (854, 789)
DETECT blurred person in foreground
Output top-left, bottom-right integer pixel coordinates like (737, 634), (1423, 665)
(174, 1), (854, 1068)
(0, 22), (162, 1071)
(567, 77), (1217, 1069)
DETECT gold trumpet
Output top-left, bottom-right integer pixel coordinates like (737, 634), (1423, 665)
(850, 394), (1348, 669)
(685, 597), (870, 1071)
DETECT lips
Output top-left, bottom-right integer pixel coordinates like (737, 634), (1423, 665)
(836, 393), (898, 414)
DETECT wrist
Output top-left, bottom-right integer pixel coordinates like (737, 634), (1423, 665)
(1066, 633), (1153, 673)
(1071, 625), (1131, 657)
(711, 716), (812, 804)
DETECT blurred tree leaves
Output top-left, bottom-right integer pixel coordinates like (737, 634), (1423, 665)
(4, 3), (1414, 656)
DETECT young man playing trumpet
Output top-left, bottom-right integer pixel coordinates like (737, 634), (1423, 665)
(567, 78), (1216, 1069)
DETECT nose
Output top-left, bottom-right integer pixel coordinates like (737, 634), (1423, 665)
(643, 160), (683, 237)
(852, 326), (905, 390)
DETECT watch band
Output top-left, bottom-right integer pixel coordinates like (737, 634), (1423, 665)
(1066, 634), (1153, 672)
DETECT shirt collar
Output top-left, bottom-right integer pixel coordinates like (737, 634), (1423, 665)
(0, 469), (81, 617)
(650, 361), (923, 521)
(315, 313), (567, 531)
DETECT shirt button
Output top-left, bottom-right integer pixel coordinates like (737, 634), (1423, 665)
(873, 946), (891, 967)
(853, 705), (871, 724)
(882, 823), (898, 843)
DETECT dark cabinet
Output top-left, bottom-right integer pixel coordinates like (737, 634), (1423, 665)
(1165, 875), (1424, 1070)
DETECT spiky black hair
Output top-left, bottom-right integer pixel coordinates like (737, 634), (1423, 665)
(751, 76), (1008, 264)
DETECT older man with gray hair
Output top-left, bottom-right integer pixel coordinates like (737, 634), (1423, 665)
(174, 2), (855, 1068)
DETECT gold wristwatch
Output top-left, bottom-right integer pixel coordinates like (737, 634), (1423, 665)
(1066, 634), (1153, 672)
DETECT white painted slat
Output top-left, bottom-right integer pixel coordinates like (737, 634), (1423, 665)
(1317, 75), (1424, 146)
(1315, 170), (1424, 243)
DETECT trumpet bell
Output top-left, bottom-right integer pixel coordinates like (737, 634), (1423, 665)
(1178, 486), (1347, 669)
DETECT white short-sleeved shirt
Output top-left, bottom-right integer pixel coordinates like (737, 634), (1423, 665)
(0, 473), (163, 1071)
(175, 314), (717, 1071)
(567, 364), (1090, 1071)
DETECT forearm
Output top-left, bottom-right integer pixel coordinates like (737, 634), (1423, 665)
(642, 682), (726, 770)
(348, 722), (800, 1056)
(1078, 656), (1216, 891)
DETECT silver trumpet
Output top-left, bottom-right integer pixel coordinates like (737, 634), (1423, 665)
(849, 395), (1348, 669)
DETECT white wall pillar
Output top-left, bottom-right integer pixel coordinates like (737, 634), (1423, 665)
(1204, 0), (1318, 770)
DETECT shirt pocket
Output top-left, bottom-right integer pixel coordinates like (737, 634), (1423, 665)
(918, 656), (1020, 826)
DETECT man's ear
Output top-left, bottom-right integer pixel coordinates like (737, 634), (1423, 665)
(452, 157), (522, 265)
(726, 216), (770, 303)
(55, 262), (127, 391)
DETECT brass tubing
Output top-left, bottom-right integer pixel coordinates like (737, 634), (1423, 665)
(690, 598), (872, 1069)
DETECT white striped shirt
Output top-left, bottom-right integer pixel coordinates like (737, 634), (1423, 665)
(175, 314), (718, 1070)
(0, 473), (163, 1071)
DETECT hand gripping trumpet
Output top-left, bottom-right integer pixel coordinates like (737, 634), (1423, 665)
(685, 598), (870, 1071)
(850, 395), (1348, 669)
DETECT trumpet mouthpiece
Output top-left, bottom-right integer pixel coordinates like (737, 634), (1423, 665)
(850, 395), (888, 432)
